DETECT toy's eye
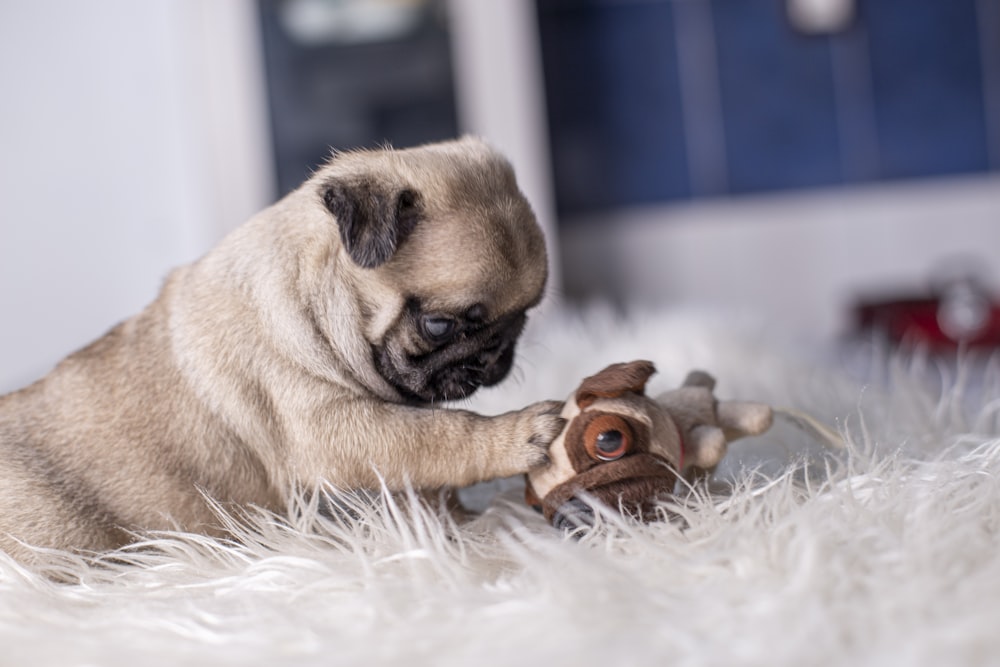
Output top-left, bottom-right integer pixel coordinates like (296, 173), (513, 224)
(583, 414), (633, 461)
(595, 430), (625, 458)
(421, 315), (456, 342)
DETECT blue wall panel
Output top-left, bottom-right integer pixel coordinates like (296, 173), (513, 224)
(538, 1), (689, 216)
(713, 0), (843, 193)
(536, 0), (997, 218)
(866, 0), (989, 180)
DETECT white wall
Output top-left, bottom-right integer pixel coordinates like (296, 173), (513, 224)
(0, 0), (272, 393)
(562, 174), (1000, 338)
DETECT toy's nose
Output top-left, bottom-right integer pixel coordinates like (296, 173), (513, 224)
(540, 453), (680, 531)
(551, 497), (596, 531)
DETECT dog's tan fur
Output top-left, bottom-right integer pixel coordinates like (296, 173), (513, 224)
(0, 138), (563, 564)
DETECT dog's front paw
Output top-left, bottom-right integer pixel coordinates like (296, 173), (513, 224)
(496, 400), (566, 474)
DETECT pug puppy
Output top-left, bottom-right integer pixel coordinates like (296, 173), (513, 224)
(0, 137), (564, 564)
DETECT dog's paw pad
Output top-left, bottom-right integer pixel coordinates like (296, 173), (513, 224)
(521, 400), (566, 466)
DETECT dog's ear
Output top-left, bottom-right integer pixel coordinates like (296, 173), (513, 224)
(322, 178), (422, 268)
(575, 360), (656, 409)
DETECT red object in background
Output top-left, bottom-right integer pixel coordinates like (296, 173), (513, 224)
(853, 278), (1000, 349)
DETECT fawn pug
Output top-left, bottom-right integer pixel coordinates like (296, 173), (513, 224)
(0, 137), (564, 563)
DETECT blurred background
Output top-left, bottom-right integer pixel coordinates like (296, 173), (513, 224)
(1, 0), (999, 393)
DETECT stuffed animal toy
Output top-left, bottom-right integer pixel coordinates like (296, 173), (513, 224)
(525, 360), (782, 529)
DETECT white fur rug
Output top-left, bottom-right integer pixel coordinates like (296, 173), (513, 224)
(3, 306), (999, 666)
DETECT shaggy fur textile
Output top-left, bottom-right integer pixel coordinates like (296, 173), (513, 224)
(2, 306), (999, 666)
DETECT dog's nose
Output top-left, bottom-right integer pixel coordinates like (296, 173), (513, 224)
(476, 338), (509, 367)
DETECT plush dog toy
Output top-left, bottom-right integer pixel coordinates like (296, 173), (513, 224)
(525, 360), (777, 529)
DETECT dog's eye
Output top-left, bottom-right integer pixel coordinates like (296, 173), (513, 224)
(421, 315), (456, 342)
(583, 414), (633, 461)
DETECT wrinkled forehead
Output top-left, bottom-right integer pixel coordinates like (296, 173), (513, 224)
(386, 211), (547, 316)
(333, 139), (548, 314)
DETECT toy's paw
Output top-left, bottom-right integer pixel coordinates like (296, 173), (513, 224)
(686, 424), (728, 470)
(718, 401), (773, 439)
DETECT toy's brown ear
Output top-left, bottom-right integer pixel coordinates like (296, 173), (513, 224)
(576, 360), (656, 409)
(682, 370), (716, 391)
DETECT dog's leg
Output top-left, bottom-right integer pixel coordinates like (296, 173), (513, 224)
(280, 399), (565, 492)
